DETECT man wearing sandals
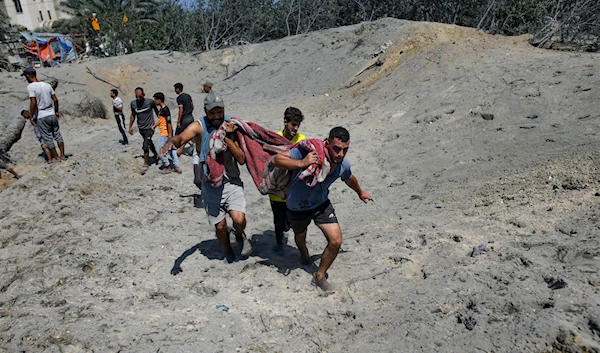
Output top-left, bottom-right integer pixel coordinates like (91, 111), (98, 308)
(23, 67), (66, 163)
(161, 92), (252, 263)
(272, 127), (373, 291)
(129, 87), (159, 175)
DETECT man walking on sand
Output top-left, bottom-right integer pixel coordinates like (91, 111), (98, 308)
(272, 127), (373, 291)
(174, 83), (195, 156)
(151, 92), (181, 174)
(269, 107), (306, 249)
(23, 67), (65, 163)
(129, 87), (159, 175)
(110, 89), (128, 146)
(161, 92), (252, 263)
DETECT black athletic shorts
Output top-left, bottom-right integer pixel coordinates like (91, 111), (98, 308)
(139, 128), (155, 152)
(286, 200), (338, 234)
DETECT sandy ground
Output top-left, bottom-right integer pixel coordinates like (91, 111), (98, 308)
(0, 18), (599, 352)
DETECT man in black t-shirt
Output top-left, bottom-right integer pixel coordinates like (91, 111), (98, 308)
(129, 86), (159, 175)
(174, 83), (194, 156)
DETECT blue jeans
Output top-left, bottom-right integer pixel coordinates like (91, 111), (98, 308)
(158, 136), (179, 168)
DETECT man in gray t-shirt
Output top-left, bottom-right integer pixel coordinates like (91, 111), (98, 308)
(129, 87), (159, 175)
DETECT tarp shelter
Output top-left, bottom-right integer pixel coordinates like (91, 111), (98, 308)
(20, 32), (78, 63)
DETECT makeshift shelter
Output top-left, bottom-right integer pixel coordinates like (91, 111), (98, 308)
(20, 32), (79, 63)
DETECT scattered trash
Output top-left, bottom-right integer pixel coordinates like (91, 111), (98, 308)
(457, 314), (477, 330)
(545, 277), (568, 290)
(216, 305), (230, 312)
(324, 93), (329, 97)
(471, 244), (488, 257)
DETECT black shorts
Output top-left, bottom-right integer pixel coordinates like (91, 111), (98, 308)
(139, 128), (155, 151)
(176, 116), (194, 135)
(286, 200), (338, 234)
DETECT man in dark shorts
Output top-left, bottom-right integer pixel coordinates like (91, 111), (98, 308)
(272, 127), (373, 291)
(269, 107), (306, 249)
(173, 83), (194, 156)
(128, 87), (159, 175)
(110, 89), (128, 145)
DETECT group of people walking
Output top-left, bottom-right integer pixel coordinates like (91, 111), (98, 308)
(16, 65), (373, 292)
(156, 89), (373, 291)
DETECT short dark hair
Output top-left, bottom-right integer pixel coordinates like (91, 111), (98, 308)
(284, 107), (304, 123)
(111, 89), (118, 96)
(153, 92), (165, 102)
(174, 83), (183, 91)
(328, 126), (350, 142)
(135, 87), (144, 94)
(20, 110), (28, 117)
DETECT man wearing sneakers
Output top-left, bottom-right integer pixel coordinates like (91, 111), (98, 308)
(269, 107), (306, 248)
(24, 67), (65, 162)
(174, 83), (194, 156)
(128, 87), (159, 175)
(110, 89), (128, 145)
(161, 92), (251, 263)
(272, 127), (373, 291)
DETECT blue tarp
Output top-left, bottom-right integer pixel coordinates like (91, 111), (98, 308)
(20, 32), (78, 62)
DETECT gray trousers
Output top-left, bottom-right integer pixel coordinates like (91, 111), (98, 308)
(36, 114), (63, 148)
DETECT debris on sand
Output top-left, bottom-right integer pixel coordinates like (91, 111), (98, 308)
(471, 244), (489, 257)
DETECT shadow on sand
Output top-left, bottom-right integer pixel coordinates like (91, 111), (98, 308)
(170, 230), (320, 276)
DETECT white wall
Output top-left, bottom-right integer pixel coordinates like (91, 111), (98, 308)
(4, 0), (71, 30)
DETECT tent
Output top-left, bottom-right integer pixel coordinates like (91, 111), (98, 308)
(20, 32), (79, 63)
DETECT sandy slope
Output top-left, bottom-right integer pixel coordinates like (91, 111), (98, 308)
(1, 18), (599, 352)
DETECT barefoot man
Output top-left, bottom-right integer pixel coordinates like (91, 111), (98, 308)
(272, 126), (373, 291)
(161, 92), (252, 263)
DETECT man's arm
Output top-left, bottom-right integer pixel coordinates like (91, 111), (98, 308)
(128, 107), (136, 135)
(51, 94), (59, 118)
(113, 102), (123, 112)
(344, 175), (374, 203)
(225, 136), (245, 165)
(152, 102), (159, 116)
(177, 106), (183, 128)
(167, 120), (173, 137)
(272, 150), (319, 170)
(161, 121), (202, 156)
(29, 97), (37, 124)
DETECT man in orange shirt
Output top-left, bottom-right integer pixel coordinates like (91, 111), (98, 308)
(152, 92), (181, 174)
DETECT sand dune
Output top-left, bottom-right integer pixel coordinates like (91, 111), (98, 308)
(0, 18), (599, 352)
